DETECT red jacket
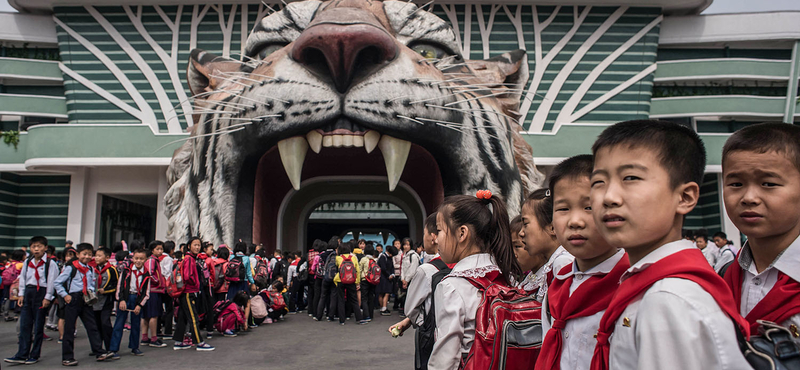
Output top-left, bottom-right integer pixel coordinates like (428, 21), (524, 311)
(181, 253), (200, 294)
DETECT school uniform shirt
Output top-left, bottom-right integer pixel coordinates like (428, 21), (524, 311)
(160, 254), (174, 279)
(714, 245), (736, 273)
(608, 240), (751, 370)
(701, 244), (719, 267)
(429, 253), (497, 370)
(733, 237), (800, 341)
(393, 251), (403, 276)
(92, 262), (118, 310)
(404, 254), (441, 327)
(534, 246), (574, 302)
(287, 258), (299, 287)
(541, 249), (626, 370)
(400, 250), (421, 283)
(54, 261), (97, 297)
(17, 254), (59, 301)
(514, 271), (538, 292)
(116, 265), (151, 307)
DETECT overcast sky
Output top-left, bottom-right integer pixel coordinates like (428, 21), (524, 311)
(1, 0), (799, 14)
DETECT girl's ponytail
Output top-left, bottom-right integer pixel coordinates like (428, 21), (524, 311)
(485, 195), (522, 283)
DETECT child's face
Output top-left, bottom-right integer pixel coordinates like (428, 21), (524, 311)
(204, 245), (214, 255)
(591, 145), (695, 258)
(29, 243), (45, 258)
(66, 251), (76, 261)
(94, 251), (108, 266)
(553, 176), (615, 266)
(132, 252), (146, 268)
(376, 245), (383, 253)
(423, 227), (437, 254)
(152, 245), (163, 257)
(77, 249), (93, 265)
(358, 241), (365, 249)
(519, 203), (557, 258)
(436, 212), (457, 264)
(513, 230), (543, 272)
(723, 150), (800, 242)
(190, 240), (202, 254)
(695, 236), (707, 249)
(713, 236), (727, 248)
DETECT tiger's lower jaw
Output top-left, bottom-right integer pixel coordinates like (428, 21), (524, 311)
(277, 130), (412, 192)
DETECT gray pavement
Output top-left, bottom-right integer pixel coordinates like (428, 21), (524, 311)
(0, 310), (415, 369)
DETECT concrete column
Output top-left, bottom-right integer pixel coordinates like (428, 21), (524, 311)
(155, 167), (169, 241)
(65, 167), (87, 245)
(784, 40), (800, 123)
(716, 173), (741, 248)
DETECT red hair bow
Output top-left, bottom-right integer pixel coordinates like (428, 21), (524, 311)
(476, 190), (492, 199)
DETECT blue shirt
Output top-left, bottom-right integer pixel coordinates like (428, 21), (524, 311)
(230, 252), (254, 284)
(54, 263), (96, 297)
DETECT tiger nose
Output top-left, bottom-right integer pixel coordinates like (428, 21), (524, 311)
(291, 23), (397, 93)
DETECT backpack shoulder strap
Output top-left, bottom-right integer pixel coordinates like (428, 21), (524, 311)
(429, 259), (447, 272)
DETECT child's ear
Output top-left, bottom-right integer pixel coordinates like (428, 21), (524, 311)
(546, 224), (557, 240)
(458, 225), (470, 244)
(676, 182), (700, 215)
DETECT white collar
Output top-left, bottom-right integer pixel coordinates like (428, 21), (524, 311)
(738, 234), (800, 282)
(448, 253), (499, 278)
(620, 239), (695, 283)
(556, 248), (625, 280)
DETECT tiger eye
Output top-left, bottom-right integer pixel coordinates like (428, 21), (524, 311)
(411, 44), (442, 60)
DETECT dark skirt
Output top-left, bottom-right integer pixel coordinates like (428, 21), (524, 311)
(142, 292), (162, 319)
(376, 276), (393, 295)
(227, 280), (248, 300)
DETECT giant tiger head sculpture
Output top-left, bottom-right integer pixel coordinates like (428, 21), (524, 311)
(165, 0), (544, 246)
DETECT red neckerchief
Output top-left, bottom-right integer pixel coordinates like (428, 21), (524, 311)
(72, 260), (90, 295)
(429, 256), (456, 269)
(198, 252), (208, 260)
(28, 258), (44, 290)
(535, 255), (629, 370)
(157, 254), (166, 262)
(131, 266), (147, 294)
(95, 262), (112, 290)
(724, 251), (800, 333)
(590, 248), (749, 370)
(290, 258), (299, 267)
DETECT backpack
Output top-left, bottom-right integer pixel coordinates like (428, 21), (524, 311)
(270, 258), (285, 282)
(738, 320), (800, 369)
(315, 252), (328, 277)
(267, 291), (286, 311)
(211, 261), (226, 291)
(225, 256), (246, 282)
(297, 261), (309, 282)
(416, 259), (452, 370)
(166, 260), (184, 298)
(339, 255), (357, 284)
(365, 258), (382, 285)
(2, 262), (22, 288)
(457, 271), (543, 370)
(254, 258), (270, 287)
(250, 295), (268, 319)
(116, 258), (131, 273)
(147, 256), (165, 291)
(323, 253), (338, 282)
(212, 299), (235, 322)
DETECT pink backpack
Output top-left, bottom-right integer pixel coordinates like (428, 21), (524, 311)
(2, 263), (21, 288)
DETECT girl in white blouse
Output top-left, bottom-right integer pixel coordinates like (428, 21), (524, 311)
(428, 192), (522, 370)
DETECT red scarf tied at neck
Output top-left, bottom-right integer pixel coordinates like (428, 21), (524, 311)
(535, 254), (630, 370)
(72, 260), (90, 296)
(724, 252), (800, 333)
(28, 258), (45, 290)
(590, 248), (749, 370)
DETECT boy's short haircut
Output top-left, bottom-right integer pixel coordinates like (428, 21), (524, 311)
(523, 188), (554, 231)
(424, 212), (438, 234)
(510, 215), (523, 235)
(115, 250), (129, 262)
(592, 120), (706, 188)
(723, 122), (800, 173)
(46, 245), (56, 255)
(96, 247), (112, 257)
(696, 234), (708, 242)
(11, 250), (25, 261)
(29, 236), (48, 246)
(217, 247), (230, 260)
(132, 248), (147, 256)
(76, 243), (94, 254)
(712, 231), (727, 239)
(163, 240), (175, 253)
(548, 154), (594, 193)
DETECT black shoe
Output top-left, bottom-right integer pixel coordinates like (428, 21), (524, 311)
(380, 310), (392, 316)
(62, 359), (78, 366)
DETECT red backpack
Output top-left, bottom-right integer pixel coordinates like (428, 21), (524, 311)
(458, 271), (543, 370)
(365, 258), (381, 285)
(267, 291), (286, 311)
(165, 259), (184, 298)
(339, 255), (357, 284)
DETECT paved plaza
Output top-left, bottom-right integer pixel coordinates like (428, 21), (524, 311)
(0, 311), (414, 369)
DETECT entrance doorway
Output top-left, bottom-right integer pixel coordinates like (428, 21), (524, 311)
(306, 201), (408, 251)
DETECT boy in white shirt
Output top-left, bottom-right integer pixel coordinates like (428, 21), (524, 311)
(720, 122), (800, 342)
(589, 120), (750, 370)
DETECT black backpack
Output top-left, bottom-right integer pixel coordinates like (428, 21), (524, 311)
(225, 256), (246, 282)
(415, 259), (451, 370)
(271, 258), (285, 282)
(297, 261), (309, 282)
(323, 253), (338, 282)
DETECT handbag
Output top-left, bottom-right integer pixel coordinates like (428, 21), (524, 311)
(83, 290), (98, 305)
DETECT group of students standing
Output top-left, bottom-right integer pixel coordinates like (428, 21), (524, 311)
(388, 120), (800, 370)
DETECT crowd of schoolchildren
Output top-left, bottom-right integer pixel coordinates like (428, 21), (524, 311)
(385, 120), (800, 370)
(2, 120), (800, 369)
(0, 236), (326, 366)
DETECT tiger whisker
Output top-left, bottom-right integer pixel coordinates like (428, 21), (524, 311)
(150, 126), (246, 154)
(396, 114), (426, 125)
(424, 104), (520, 125)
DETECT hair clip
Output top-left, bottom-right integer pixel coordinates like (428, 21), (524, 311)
(476, 190), (492, 199)
(545, 189), (551, 197)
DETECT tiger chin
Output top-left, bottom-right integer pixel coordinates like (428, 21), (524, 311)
(165, 0), (544, 246)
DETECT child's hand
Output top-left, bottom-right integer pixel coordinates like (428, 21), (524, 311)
(118, 300), (127, 311)
(17, 297), (24, 305)
(402, 281), (408, 289)
(64, 295), (72, 304)
(133, 305), (141, 315)
(388, 318), (411, 337)
(42, 299), (51, 308)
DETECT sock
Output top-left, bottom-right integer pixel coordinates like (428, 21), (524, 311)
(151, 336), (157, 342)
(380, 306), (387, 311)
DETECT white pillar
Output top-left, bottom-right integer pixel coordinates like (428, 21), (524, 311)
(717, 173), (741, 248)
(65, 167), (87, 245)
(155, 167), (169, 241)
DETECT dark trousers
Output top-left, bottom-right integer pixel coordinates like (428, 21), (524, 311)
(315, 280), (336, 320)
(173, 292), (203, 344)
(289, 280), (305, 312)
(159, 293), (174, 336)
(199, 289), (214, 332)
(306, 278), (316, 313)
(93, 297), (114, 351)
(15, 286), (47, 360)
(337, 283), (363, 324)
(62, 293), (104, 361)
(109, 294), (141, 352)
(310, 278), (322, 317)
(360, 281), (376, 320)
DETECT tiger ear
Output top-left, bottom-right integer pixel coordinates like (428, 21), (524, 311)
(467, 49), (529, 97)
(187, 49), (245, 97)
